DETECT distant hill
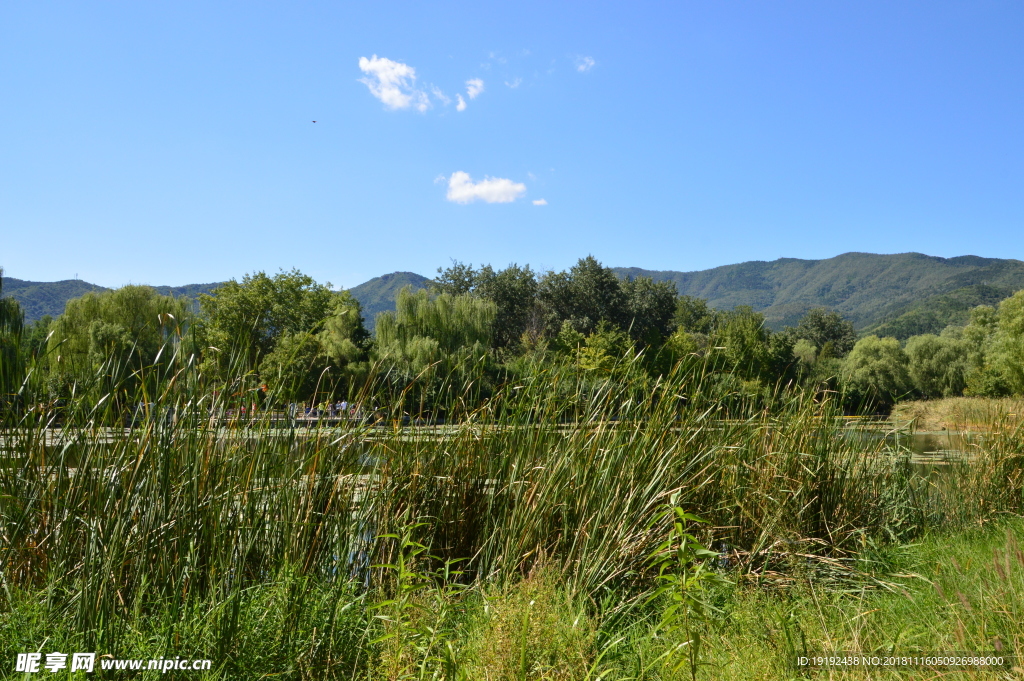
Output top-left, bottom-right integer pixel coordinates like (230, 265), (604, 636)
(348, 272), (431, 329)
(614, 252), (1024, 336)
(2, 278), (108, 322)
(2, 278), (225, 322)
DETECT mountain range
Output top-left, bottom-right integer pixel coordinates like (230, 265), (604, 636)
(4, 252), (1024, 339)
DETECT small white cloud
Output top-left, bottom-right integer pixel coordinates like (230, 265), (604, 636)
(532, 199), (548, 206)
(446, 171), (527, 204)
(505, 77), (522, 89)
(466, 78), (485, 99)
(575, 56), (596, 72)
(430, 85), (450, 105)
(456, 94), (467, 112)
(358, 55), (430, 111)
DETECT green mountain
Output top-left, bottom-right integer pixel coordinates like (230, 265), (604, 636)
(2, 278), (107, 322)
(2, 278), (225, 322)
(862, 284), (1016, 338)
(348, 271), (431, 329)
(614, 252), (1024, 336)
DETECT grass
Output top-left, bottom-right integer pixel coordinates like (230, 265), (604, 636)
(3, 349), (1024, 678)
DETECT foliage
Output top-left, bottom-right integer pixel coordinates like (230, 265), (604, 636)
(621, 275), (678, 344)
(793, 307), (857, 358)
(842, 335), (912, 409)
(646, 503), (732, 680)
(0, 269), (26, 403)
(374, 287), (496, 412)
(673, 295), (720, 335)
(904, 333), (969, 398)
(434, 261), (540, 349)
(537, 256), (629, 337)
(199, 269), (339, 375)
(45, 284), (193, 400)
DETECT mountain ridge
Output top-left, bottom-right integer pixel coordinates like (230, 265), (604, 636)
(5, 252), (1024, 338)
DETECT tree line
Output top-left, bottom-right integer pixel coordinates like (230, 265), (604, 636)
(3, 257), (1024, 419)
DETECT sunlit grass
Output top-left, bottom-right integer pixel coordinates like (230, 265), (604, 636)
(2, 346), (1024, 678)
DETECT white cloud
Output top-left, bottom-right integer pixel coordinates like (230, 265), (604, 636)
(575, 56), (596, 72)
(456, 94), (467, 112)
(466, 78), (485, 99)
(358, 55), (430, 111)
(446, 172), (527, 204)
(505, 77), (522, 89)
(532, 199), (548, 206)
(430, 85), (450, 105)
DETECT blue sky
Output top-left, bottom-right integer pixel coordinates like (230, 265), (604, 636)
(2, 1), (1023, 289)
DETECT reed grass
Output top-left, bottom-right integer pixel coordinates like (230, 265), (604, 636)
(2, 345), (1024, 678)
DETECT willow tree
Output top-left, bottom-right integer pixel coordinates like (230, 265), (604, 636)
(0, 270), (26, 409)
(374, 287), (496, 415)
(47, 285), (193, 404)
(842, 335), (912, 409)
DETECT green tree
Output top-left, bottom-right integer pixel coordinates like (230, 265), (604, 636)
(47, 285), (192, 398)
(794, 308), (857, 358)
(258, 331), (328, 403)
(537, 256), (627, 336)
(621, 276), (678, 345)
(575, 321), (634, 373)
(994, 290), (1024, 394)
(199, 269), (337, 375)
(905, 333), (969, 398)
(673, 296), (719, 335)
(431, 260), (478, 296)
(0, 270), (26, 403)
(714, 306), (774, 380)
(258, 291), (370, 402)
(792, 338), (817, 366)
(23, 315), (53, 361)
(842, 335), (912, 408)
(474, 264), (539, 349)
(433, 261), (540, 349)
(375, 287), (495, 385)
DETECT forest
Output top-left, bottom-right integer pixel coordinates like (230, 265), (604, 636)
(3, 256), (1024, 421)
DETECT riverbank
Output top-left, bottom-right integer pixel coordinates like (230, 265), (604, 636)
(892, 397), (1024, 432)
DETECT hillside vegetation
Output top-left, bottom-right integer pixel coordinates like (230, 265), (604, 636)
(615, 252), (1024, 333)
(3, 277), (224, 321)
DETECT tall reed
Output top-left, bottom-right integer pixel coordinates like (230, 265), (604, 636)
(2, 344), (1022, 675)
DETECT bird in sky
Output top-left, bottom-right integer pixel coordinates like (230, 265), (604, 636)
(312, 120), (317, 123)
